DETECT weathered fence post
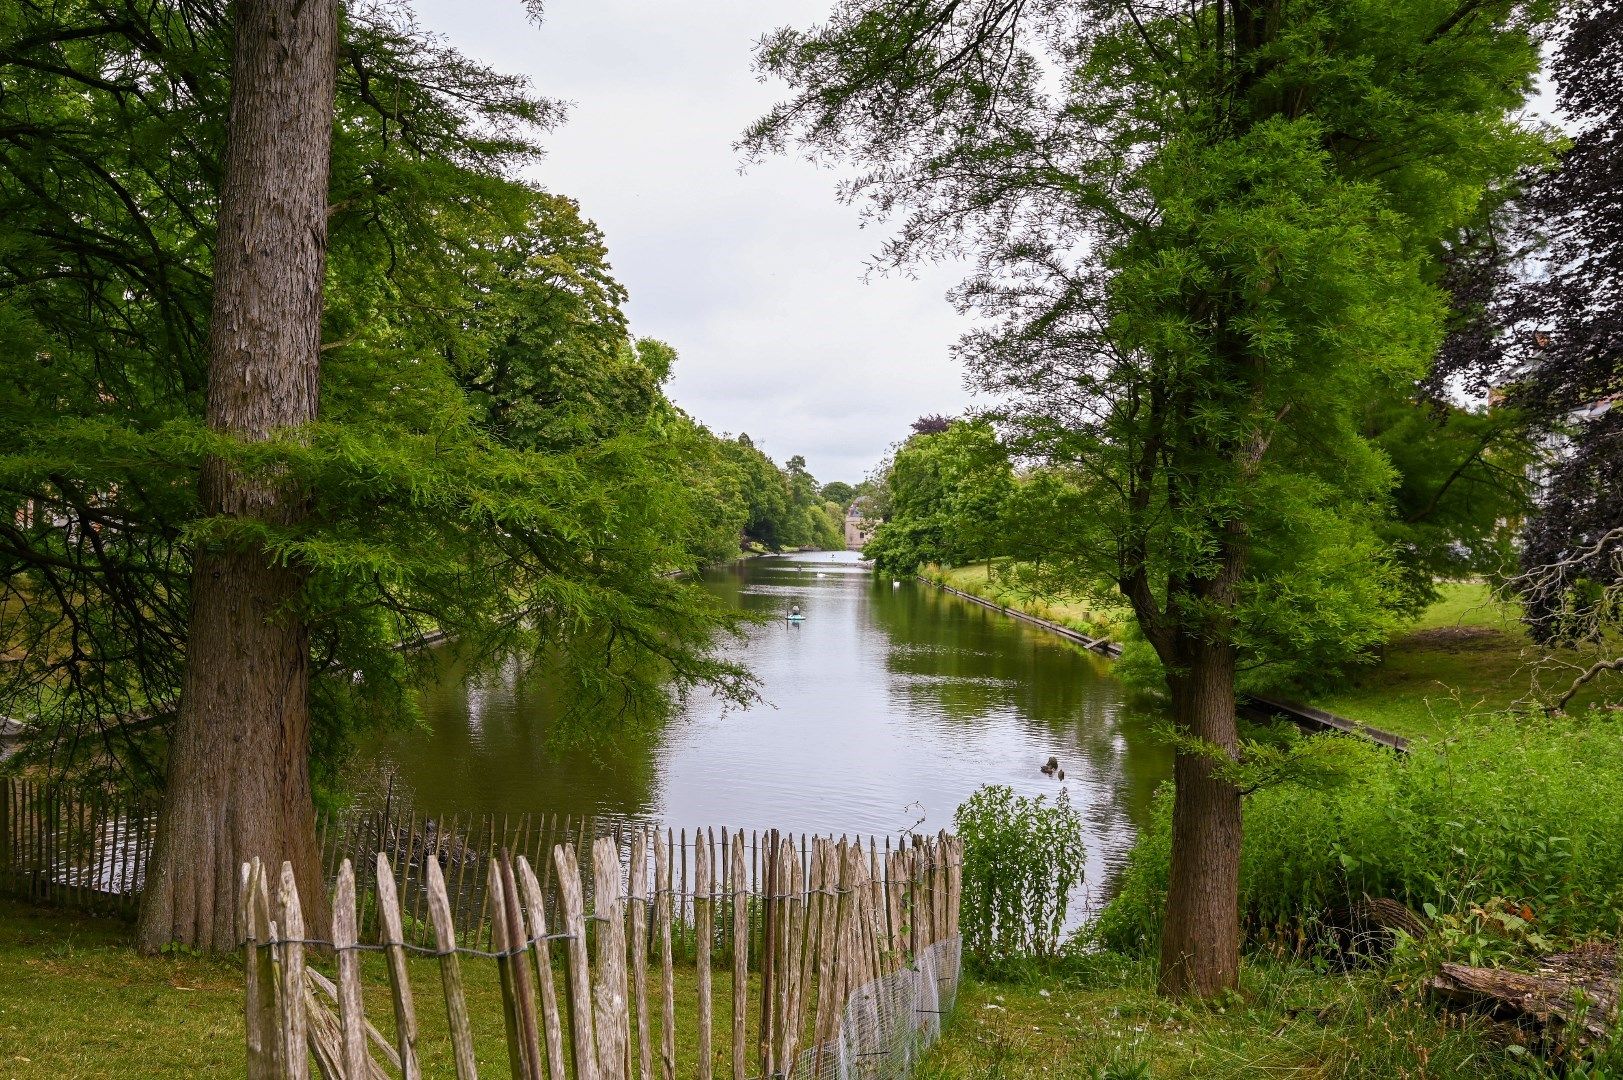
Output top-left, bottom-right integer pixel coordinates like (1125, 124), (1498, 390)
(515, 856), (568, 1080)
(242, 859), (281, 1080)
(275, 862), (311, 1080)
(425, 856), (480, 1079)
(730, 829), (747, 1080)
(591, 836), (630, 1080)
(333, 860), (369, 1080)
(629, 829), (652, 1080)
(654, 830), (675, 1080)
(375, 854), (422, 1080)
(553, 843), (601, 1080)
(695, 834), (713, 1080)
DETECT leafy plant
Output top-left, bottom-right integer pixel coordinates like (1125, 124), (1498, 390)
(954, 785), (1086, 967)
(1096, 712), (1623, 954)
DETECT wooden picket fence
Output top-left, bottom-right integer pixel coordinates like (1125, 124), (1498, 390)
(0, 776), (157, 916)
(243, 828), (963, 1079)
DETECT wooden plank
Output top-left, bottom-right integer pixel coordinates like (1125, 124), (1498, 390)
(591, 836), (630, 1080)
(628, 830), (652, 1080)
(730, 831), (747, 1080)
(546, 816), (565, 900)
(276, 861), (311, 1080)
(475, 815), (504, 952)
(334, 860), (370, 1079)
(554, 843), (601, 1080)
(425, 856), (480, 1080)
(394, 808), (415, 941)
(375, 855), (422, 1080)
(515, 856), (568, 1080)
(653, 830), (675, 1080)
(695, 834), (713, 1080)
(307, 966), (404, 1075)
(934, 832), (949, 948)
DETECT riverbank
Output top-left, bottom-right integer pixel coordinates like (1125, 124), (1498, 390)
(921, 567), (1616, 743)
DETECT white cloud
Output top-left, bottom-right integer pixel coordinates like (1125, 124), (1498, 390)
(409, 0), (976, 483)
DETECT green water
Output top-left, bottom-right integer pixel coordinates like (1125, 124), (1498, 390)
(362, 551), (1172, 909)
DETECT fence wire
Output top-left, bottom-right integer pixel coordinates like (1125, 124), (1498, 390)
(786, 936), (962, 1080)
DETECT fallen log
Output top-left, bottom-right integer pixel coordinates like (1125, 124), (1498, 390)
(1426, 943), (1618, 1050)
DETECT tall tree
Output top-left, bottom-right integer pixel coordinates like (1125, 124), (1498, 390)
(1506, 0), (1623, 648)
(136, 0), (339, 951)
(864, 419), (1013, 574)
(747, 0), (1549, 994)
(2, 1), (757, 956)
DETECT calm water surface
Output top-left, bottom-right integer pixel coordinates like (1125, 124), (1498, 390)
(363, 551), (1172, 909)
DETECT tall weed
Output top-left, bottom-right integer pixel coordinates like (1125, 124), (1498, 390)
(955, 785), (1087, 969)
(1094, 711), (1623, 952)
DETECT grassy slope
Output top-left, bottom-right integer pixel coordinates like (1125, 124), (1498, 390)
(1312, 582), (1614, 742)
(928, 568), (1618, 743)
(928, 563), (1128, 640)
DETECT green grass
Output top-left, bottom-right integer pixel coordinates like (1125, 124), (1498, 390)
(0, 900), (751, 1079)
(921, 954), (1525, 1079)
(930, 567), (1620, 744)
(0, 899), (1534, 1080)
(926, 562), (1129, 641)
(1311, 582), (1616, 742)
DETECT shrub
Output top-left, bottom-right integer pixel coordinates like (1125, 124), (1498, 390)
(954, 785), (1086, 966)
(1094, 711), (1623, 954)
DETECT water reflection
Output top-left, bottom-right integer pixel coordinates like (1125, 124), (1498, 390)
(362, 551), (1172, 910)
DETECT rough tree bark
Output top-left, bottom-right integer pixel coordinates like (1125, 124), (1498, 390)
(137, 0), (339, 953)
(1157, 634), (1243, 997)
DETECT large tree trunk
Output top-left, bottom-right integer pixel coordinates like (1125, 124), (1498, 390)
(1157, 634), (1243, 997)
(138, 0), (338, 954)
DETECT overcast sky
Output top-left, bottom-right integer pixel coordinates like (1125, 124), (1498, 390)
(409, 1), (972, 485)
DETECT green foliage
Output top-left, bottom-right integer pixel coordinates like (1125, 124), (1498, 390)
(750, 0), (1555, 717)
(0, 2), (796, 790)
(712, 439), (842, 552)
(953, 784), (1086, 967)
(864, 420), (1013, 575)
(819, 480), (856, 506)
(1365, 393), (1535, 615)
(1094, 713), (1623, 953)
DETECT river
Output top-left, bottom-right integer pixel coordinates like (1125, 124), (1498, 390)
(362, 550), (1172, 913)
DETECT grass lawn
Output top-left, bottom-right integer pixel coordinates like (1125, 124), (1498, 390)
(927, 563), (1129, 641)
(922, 954), (1521, 1079)
(1311, 582), (1617, 743)
(0, 899), (752, 1079)
(0, 899), (1528, 1080)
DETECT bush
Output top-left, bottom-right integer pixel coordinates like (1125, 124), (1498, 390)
(954, 785), (1086, 967)
(1094, 711), (1623, 954)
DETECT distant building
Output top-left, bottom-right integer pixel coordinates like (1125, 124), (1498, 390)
(844, 499), (876, 550)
